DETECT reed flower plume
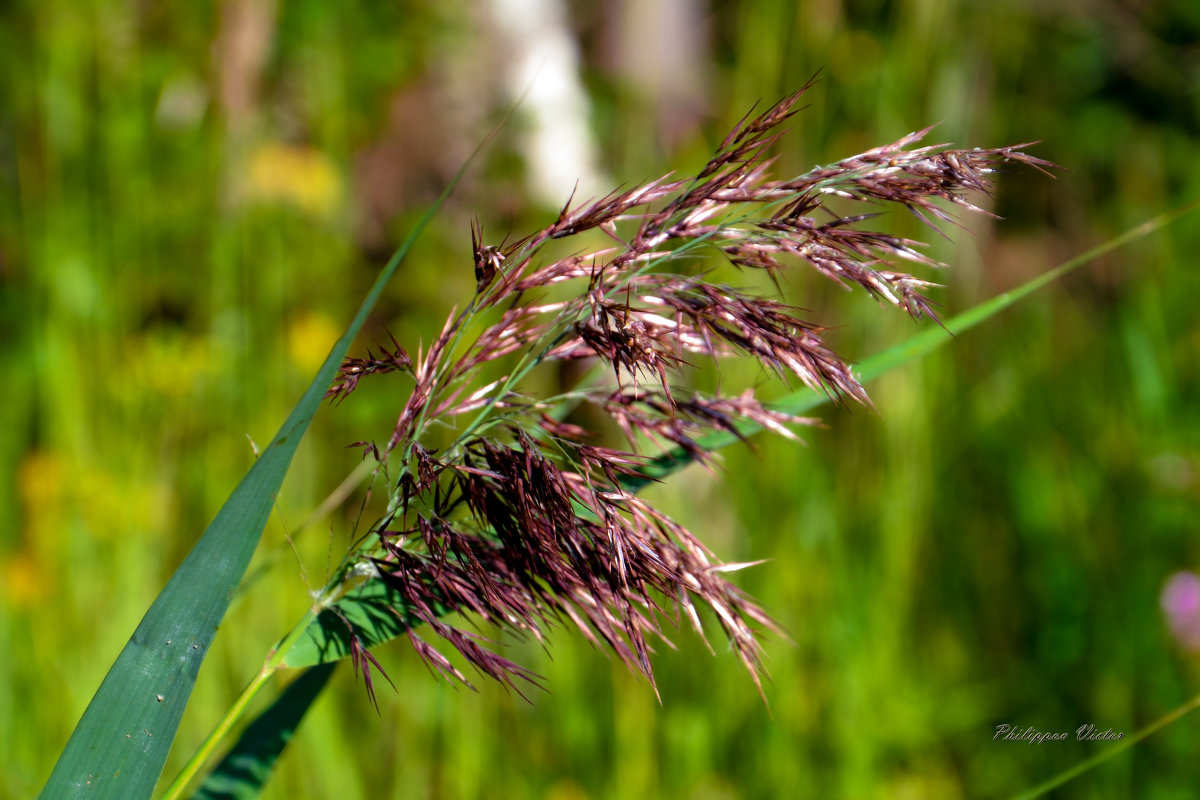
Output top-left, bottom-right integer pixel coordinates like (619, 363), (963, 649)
(325, 86), (1052, 701)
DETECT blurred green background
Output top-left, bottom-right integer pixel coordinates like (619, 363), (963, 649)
(3, 0), (1200, 798)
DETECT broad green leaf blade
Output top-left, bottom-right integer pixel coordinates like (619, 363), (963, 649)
(282, 580), (434, 668)
(41, 155), (474, 800)
(189, 664), (337, 800)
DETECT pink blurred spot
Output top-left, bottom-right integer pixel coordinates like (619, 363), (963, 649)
(1161, 571), (1200, 651)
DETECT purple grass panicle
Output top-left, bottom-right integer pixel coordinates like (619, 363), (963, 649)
(326, 86), (1052, 702)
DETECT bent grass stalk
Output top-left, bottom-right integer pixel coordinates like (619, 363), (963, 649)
(1011, 689), (1200, 800)
(163, 198), (1200, 799)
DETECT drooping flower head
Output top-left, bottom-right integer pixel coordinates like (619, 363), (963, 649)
(326, 86), (1053, 701)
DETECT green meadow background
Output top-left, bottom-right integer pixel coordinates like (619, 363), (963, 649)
(4, 1), (1200, 798)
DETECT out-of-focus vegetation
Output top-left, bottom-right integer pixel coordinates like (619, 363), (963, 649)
(4, 1), (1200, 798)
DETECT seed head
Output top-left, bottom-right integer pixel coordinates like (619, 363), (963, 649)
(329, 85), (1052, 703)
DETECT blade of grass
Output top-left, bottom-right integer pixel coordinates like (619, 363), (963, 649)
(188, 200), (1200, 799)
(282, 579), (433, 668)
(40, 126), (499, 800)
(41, 243), (415, 800)
(280, 575), (521, 670)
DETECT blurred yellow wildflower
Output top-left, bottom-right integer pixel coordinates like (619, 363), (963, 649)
(8, 451), (65, 608)
(246, 142), (342, 218)
(287, 310), (341, 374)
(2, 549), (48, 609)
(17, 450), (65, 540)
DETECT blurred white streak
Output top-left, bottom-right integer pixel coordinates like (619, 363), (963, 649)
(487, 0), (607, 206)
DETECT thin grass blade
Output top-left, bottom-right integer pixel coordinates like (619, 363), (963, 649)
(625, 198), (1200, 491)
(189, 664), (337, 800)
(1010, 691), (1200, 800)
